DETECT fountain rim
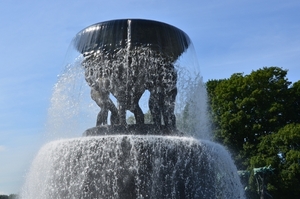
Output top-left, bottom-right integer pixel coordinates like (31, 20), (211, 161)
(73, 18), (191, 60)
(74, 18), (190, 37)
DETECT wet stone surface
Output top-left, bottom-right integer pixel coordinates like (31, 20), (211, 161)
(83, 124), (184, 136)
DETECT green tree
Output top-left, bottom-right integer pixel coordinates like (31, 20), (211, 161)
(206, 79), (224, 140)
(207, 67), (291, 168)
(0, 194), (18, 199)
(287, 80), (300, 123)
(250, 123), (300, 199)
(9, 195), (18, 199)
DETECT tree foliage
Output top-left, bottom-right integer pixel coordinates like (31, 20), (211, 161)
(206, 66), (300, 198)
(207, 67), (292, 167)
(0, 194), (18, 199)
(288, 80), (300, 123)
(250, 123), (300, 198)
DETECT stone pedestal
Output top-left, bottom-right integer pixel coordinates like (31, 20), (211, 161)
(83, 124), (183, 136)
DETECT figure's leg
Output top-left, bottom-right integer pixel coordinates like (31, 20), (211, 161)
(91, 87), (120, 126)
(149, 89), (163, 127)
(118, 103), (127, 126)
(127, 93), (144, 125)
(107, 99), (119, 125)
(161, 65), (177, 129)
(131, 103), (144, 125)
(134, 106), (144, 124)
(162, 87), (177, 129)
(96, 108), (108, 126)
(91, 87), (108, 126)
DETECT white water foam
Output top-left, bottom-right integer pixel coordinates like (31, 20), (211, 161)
(21, 136), (244, 199)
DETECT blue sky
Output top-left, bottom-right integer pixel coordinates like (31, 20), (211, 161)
(0, 0), (299, 195)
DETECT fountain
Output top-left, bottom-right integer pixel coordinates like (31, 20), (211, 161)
(21, 19), (245, 198)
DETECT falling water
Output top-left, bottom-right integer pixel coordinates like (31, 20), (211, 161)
(22, 136), (244, 198)
(21, 19), (245, 199)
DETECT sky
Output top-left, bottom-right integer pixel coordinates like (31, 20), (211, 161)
(0, 0), (299, 195)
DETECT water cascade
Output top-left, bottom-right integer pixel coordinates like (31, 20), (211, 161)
(21, 19), (245, 199)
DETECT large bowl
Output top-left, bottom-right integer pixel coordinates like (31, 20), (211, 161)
(73, 19), (191, 61)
